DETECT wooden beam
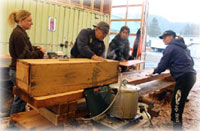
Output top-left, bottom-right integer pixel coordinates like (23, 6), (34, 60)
(16, 59), (119, 97)
(80, 0), (83, 8)
(110, 32), (137, 36)
(11, 110), (54, 130)
(122, 69), (172, 85)
(91, 0), (94, 10)
(138, 79), (175, 96)
(13, 86), (84, 108)
(31, 106), (68, 126)
(119, 60), (144, 67)
(100, 0), (104, 12)
(112, 4), (143, 8)
(111, 19), (141, 22)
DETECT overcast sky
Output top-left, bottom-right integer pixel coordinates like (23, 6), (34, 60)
(148, 0), (200, 23)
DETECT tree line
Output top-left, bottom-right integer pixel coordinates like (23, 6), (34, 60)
(148, 17), (200, 37)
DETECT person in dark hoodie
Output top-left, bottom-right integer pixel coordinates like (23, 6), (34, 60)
(149, 30), (196, 130)
(71, 21), (109, 61)
(107, 26), (133, 72)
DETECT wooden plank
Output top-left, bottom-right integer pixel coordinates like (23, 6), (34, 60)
(31, 101), (79, 126)
(119, 60), (144, 67)
(100, 0), (104, 12)
(127, 120), (148, 129)
(47, 102), (69, 114)
(122, 69), (172, 85)
(17, 59), (119, 97)
(47, 101), (77, 114)
(13, 86), (84, 108)
(31, 106), (67, 126)
(11, 110), (54, 130)
(137, 79), (175, 96)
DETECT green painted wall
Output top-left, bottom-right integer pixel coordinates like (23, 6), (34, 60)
(0, 0), (110, 57)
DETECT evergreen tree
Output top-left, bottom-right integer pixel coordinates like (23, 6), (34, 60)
(148, 17), (161, 37)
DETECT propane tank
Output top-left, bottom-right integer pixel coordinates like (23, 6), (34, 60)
(108, 80), (140, 119)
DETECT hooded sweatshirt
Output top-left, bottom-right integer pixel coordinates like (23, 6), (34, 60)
(153, 38), (196, 80)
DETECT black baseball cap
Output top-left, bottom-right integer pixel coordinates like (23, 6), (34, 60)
(93, 21), (110, 34)
(159, 30), (176, 39)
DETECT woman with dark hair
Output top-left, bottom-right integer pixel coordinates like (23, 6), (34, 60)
(107, 26), (133, 72)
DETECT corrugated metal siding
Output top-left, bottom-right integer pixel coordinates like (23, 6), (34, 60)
(0, 0), (110, 57)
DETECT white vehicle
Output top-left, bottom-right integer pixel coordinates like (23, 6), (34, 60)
(147, 36), (200, 53)
(147, 37), (166, 52)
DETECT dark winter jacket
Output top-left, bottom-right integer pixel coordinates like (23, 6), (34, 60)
(71, 28), (105, 58)
(9, 25), (44, 70)
(107, 34), (130, 61)
(153, 38), (196, 80)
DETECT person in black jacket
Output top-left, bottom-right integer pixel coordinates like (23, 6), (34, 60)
(71, 21), (109, 61)
(107, 26), (133, 72)
(149, 30), (196, 130)
(8, 10), (46, 115)
(107, 26), (133, 61)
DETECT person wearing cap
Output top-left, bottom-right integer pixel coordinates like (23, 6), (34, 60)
(107, 26), (133, 72)
(149, 30), (196, 130)
(71, 21), (109, 61)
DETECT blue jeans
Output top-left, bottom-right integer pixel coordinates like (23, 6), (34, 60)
(9, 69), (26, 114)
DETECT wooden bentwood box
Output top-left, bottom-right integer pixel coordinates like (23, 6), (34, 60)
(16, 59), (119, 97)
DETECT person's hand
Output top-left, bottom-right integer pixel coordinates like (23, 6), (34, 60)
(146, 73), (154, 77)
(39, 47), (46, 54)
(91, 55), (106, 62)
(37, 46), (42, 49)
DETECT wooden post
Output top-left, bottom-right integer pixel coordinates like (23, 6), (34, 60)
(100, 0), (104, 12)
(91, 0), (94, 10)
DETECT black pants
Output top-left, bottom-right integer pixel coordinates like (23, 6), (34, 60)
(171, 72), (196, 129)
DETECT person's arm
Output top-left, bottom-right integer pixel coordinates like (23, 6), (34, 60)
(14, 34), (44, 59)
(124, 41), (130, 60)
(153, 47), (173, 74)
(100, 44), (106, 58)
(76, 29), (95, 58)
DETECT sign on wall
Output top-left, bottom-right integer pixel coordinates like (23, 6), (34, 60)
(48, 17), (56, 32)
